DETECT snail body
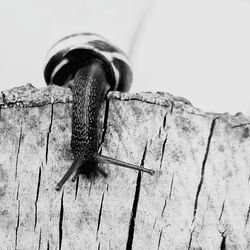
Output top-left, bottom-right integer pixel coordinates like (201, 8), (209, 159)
(44, 33), (154, 191)
(71, 61), (108, 160)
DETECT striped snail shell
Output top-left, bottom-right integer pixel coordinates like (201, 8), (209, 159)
(44, 33), (133, 92)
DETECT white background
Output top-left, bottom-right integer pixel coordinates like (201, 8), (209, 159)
(0, 0), (250, 115)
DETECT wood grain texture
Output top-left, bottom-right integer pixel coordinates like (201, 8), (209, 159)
(0, 84), (250, 250)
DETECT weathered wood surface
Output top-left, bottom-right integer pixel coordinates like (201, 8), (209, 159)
(0, 84), (250, 250)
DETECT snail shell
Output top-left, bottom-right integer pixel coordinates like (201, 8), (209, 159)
(44, 33), (133, 92)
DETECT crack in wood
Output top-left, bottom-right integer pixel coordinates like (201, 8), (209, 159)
(141, 143), (147, 167)
(231, 123), (250, 128)
(188, 227), (195, 250)
(157, 229), (163, 250)
(245, 204), (250, 229)
(220, 230), (227, 250)
(170, 101), (174, 114)
(74, 176), (79, 200)
(158, 128), (162, 138)
(47, 240), (50, 250)
(161, 199), (167, 218)
(45, 103), (54, 164)
(126, 144), (146, 249)
(192, 118), (216, 222)
(163, 112), (167, 129)
(96, 191), (105, 236)
(126, 171), (141, 250)
(219, 195), (226, 221)
(38, 229), (42, 250)
(117, 97), (172, 108)
(15, 123), (23, 180)
(158, 111), (169, 138)
(14, 174), (20, 249)
(169, 172), (174, 200)
(220, 235), (226, 250)
(59, 190), (64, 250)
(34, 165), (42, 230)
(153, 218), (157, 229)
(15, 202), (20, 250)
(159, 135), (168, 169)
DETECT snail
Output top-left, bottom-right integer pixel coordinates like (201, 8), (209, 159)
(44, 33), (155, 191)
